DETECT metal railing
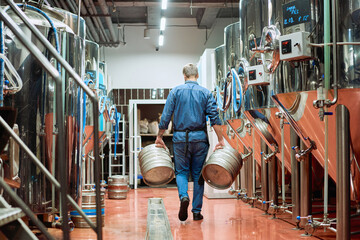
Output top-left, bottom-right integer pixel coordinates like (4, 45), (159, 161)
(0, 1), (102, 239)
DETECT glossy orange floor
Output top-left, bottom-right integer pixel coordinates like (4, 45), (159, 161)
(49, 188), (338, 240)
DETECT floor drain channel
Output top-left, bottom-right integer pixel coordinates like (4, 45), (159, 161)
(145, 198), (173, 240)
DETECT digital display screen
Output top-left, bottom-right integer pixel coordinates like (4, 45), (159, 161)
(281, 39), (292, 54)
(249, 70), (256, 81)
(283, 0), (311, 28)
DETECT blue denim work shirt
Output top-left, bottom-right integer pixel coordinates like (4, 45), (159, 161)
(159, 81), (221, 143)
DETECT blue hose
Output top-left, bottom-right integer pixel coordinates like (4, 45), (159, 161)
(113, 109), (121, 158)
(19, 4), (61, 73)
(231, 68), (243, 113)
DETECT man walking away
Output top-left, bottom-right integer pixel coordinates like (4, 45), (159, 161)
(155, 63), (225, 221)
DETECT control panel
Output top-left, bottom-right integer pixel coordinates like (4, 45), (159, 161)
(247, 65), (270, 86)
(279, 31), (311, 61)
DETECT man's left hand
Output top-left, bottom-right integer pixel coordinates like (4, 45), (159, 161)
(155, 136), (167, 149)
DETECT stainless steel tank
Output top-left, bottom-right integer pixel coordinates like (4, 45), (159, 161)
(82, 40), (101, 190)
(272, 0), (360, 203)
(225, 22), (240, 71)
(83, 40), (99, 155)
(3, 4), (86, 213)
(240, 0), (295, 175)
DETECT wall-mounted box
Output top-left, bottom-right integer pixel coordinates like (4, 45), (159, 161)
(247, 65), (270, 86)
(279, 31), (311, 61)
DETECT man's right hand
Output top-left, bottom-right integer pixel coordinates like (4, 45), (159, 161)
(214, 139), (225, 151)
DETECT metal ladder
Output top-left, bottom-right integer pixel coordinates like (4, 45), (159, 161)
(108, 114), (126, 176)
(0, 195), (37, 239)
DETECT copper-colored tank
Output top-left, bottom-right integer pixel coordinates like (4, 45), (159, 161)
(275, 89), (360, 201)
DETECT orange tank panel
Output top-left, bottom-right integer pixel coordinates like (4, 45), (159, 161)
(276, 88), (360, 201)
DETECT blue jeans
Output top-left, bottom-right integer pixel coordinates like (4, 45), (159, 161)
(173, 141), (209, 213)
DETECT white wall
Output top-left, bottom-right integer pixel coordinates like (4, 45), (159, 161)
(104, 18), (234, 90)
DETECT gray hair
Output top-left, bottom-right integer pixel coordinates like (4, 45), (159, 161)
(182, 63), (198, 78)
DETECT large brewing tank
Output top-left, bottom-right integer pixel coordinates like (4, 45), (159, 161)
(225, 22), (240, 72)
(214, 44), (228, 125)
(3, 4), (86, 213)
(223, 20), (262, 165)
(272, 0), (360, 202)
(239, 0), (296, 176)
(83, 40), (99, 156)
(223, 19), (263, 201)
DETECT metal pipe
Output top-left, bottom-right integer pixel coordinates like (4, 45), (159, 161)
(309, 42), (360, 47)
(285, 210), (293, 215)
(261, 139), (269, 212)
(328, 0), (340, 105)
(290, 128), (300, 224)
(0, 178), (55, 240)
(324, 0), (330, 90)
(336, 105), (350, 240)
(92, 89), (102, 240)
(97, 0), (117, 42)
(3, 2), (102, 238)
(84, 0), (111, 43)
(252, 129), (256, 197)
(280, 118), (285, 204)
(324, 108), (329, 221)
(53, 0), (69, 10)
(268, 154), (278, 207)
(300, 140), (312, 228)
(77, 0), (81, 35)
(109, 1), (239, 8)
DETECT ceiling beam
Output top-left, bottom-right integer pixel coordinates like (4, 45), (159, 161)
(97, 1), (239, 8)
(147, 6), (161, 29)
(196, 8), (220, 29)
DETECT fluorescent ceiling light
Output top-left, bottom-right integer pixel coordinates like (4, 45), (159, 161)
(160, 17), (166, 31)
(161, 0), (167, 9)
(159, 34), (164, 46)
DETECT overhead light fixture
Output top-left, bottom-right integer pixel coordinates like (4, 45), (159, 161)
(144, 28), (150, 39)
(161, 0), (167, 10)
(159, 33), (164, 46)
(160, 17), (166, 31)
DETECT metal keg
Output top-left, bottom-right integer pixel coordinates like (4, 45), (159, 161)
(138, 144), (175, 186)
(108, 175), (129, 199)
(202, 146), (243, 189)
(70, 191), (105, 228)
